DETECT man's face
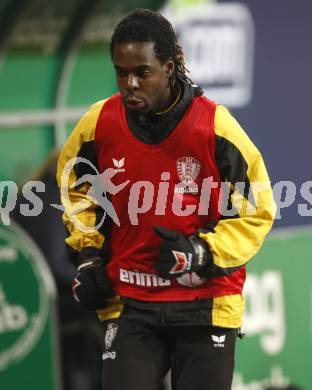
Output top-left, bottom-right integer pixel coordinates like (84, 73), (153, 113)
(112, 41), (173, 114)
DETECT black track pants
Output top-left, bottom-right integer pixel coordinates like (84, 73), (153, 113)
(102, 318), (237, 390)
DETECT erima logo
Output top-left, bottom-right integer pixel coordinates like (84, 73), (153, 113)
(120, 269), (171, 287)
(212, 334), (226, 348)
(112, 158), (125, 172)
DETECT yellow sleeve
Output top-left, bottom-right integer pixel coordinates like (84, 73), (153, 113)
(199, 105), (276, 270)
(56, 100), (107, 262)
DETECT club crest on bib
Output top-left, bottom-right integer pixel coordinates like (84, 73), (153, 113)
(176, 157), (201, 194)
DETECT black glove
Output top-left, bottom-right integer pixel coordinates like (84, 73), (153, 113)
(154, 226), (212, 279)
(72, 247), (114, 310)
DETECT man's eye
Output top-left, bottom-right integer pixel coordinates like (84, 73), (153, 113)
(137, 70), (150, 78)
(116, 69), (127, 77)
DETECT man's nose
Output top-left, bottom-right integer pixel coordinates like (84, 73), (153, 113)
(126, 73), (139, 91)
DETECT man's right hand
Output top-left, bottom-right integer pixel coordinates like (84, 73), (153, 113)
(72, 250), (114, 310)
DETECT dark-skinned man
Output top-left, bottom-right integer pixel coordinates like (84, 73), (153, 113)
(57, 8), (275, 390)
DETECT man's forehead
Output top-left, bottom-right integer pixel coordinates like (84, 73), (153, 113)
(112, 41), (158, 66)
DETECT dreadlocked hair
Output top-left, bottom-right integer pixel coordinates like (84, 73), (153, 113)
(110, 8), (193, 85)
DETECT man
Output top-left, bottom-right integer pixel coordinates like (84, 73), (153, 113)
(57, 9), (275, 390)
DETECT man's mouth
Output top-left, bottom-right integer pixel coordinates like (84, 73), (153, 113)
(124, 97), (146, 110)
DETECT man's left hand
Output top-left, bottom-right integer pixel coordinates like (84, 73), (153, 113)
(154, 226), (212, 279)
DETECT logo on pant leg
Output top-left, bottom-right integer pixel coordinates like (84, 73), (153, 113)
(102, 322), (118, 360)
(212, 334), (226, 348)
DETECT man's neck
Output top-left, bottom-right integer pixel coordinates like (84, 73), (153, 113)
(155, 83), (181, 116)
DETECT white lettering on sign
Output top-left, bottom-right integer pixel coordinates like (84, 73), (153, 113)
(0, 246), (17, 262)
(243, 271), (286, 355)
(184, 25), (245, 84)
(165, 3), (255, 107)
(0, 285), (28, 334)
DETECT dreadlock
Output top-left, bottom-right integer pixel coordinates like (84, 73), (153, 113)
(110, 8), (193, 85)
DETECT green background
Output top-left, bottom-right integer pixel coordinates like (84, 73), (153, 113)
(0, 224), (60, 390)
(235, 230), (312, 389)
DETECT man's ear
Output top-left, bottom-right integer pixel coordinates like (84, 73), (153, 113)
(165, 60), (174, 78)
(164, 60), (175, 86)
